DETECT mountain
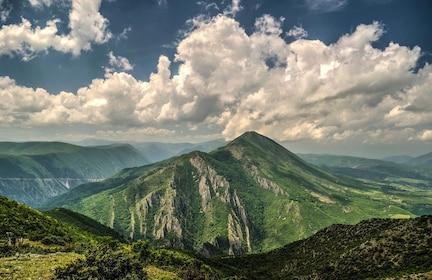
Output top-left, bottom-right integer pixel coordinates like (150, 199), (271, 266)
(217, 215), (432, 279)
(383, 152), (432, 168)
(75, 138), (227, 163)
(407, 152), (432, 168)
(299, 153), (432, 194)
(0, 195), (122, 247)
(383, 155), (414, 164)
(132, 138), (227, 163)
(2, 194), (431, 279)
(44, 131), (432, 255)
(0, 142), (149, 207)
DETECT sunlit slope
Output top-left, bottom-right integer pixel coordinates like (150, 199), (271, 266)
(0, 142), (149, 207)
(52, 132), (432, 254)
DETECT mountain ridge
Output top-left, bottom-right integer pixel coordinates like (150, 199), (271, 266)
(0, 142), (149, 207)
(44, 131), (432, 255)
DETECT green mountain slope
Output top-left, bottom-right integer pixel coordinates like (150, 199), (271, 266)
(0, 142), (149, 207)
(0, 195), (122, 248)
(218, 215), (432, 279)
(3, 193), (431, 279)
(407, 152), (432, 168)
(45, 132), (432, 255)
(299, 153), (432, 216)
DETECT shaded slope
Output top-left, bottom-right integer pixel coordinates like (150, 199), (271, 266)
(0, 195), (122, 247)
(218, 215), (432, 279)
(0, 142), (149, 207)
(46, 131), (432, 254)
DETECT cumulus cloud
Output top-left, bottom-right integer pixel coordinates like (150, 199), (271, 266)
(0, 0), (111, 59)
(1, 13), (431, 144)
(287, 25), (308, 39)
(106, 51), (133, 74)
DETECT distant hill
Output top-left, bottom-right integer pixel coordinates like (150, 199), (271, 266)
(132, 138), (227, 163)
(0, 142), (149, 207)
(44, 131), (432, 255)
(299, 153), (432, 193)
(382, 154), (414, 164)
(407, 152), (432, 168)
(75, 138), (227, 163)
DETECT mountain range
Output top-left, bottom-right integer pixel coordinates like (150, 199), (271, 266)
(75, 138), (227, 163)
(1, 194), (431, 279)
(0, 142), (149, 207)
(43, 131), (432, 255)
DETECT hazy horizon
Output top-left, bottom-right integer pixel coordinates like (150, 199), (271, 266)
(1, 0), (431, 158)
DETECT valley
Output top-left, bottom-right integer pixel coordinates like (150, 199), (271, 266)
(1, 131), (432, 279)
(42, 132), (432, 254)
(0, 142), (149, 207)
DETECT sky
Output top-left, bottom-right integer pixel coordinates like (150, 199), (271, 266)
(0, 0), (432, 158)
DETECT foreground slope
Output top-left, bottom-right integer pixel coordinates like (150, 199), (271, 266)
(46, 132), (432, 254)
(218, 215), (432, 279)
(0, 142), (149, 207)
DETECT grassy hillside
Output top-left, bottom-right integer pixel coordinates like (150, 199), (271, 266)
(2, 194), (431, 279)
(299, 153), (432, 216)
(0, 142), (149, 207)
(0, 195), (224, 279)
(217, 215), (432, 279)
(0, 195), (123, 247)
(45, 131), (432, 255)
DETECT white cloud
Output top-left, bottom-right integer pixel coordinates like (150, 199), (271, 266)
(106, 51), (133, 74)
(1, 13), (432, 145)
(419, 130), (432, 141)
(304, 0), (348, 12)
(0, 0), (11, 22)
(28, 0), (54, 8)
(0, 0), (111, 59)
(224, 0), (242, 16)
(287, 25), (308, 39)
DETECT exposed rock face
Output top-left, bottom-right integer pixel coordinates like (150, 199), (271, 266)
(190, 155), (231, 204)
(190, 155), (251, 254)
(238, 153), (288, 196)
(153, 187), (182, 240)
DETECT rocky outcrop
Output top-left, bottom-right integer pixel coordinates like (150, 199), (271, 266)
(190, 155), (252, 254)
(240, 154), (289, 196)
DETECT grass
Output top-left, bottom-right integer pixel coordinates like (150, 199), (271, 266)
(0, 252), (83, 280)
(145, 265), (180, 280)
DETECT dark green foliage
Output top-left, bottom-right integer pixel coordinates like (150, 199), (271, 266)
(217, 215), (432, 279)
(0, 195), (70, 243)
(55, 245), (147, 280)
(45, 208), (125, 241)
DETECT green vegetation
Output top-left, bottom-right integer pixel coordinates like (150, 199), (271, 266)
(42, 131), (432, 256)
(217, 215), (432, 279)
(0, 142), (149, 207)
(2, 191), (432, 279)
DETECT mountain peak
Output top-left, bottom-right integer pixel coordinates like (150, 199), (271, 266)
(230, 131), (279, 147)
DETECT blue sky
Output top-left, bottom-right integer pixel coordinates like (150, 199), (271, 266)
(0, 0), (431, 157)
